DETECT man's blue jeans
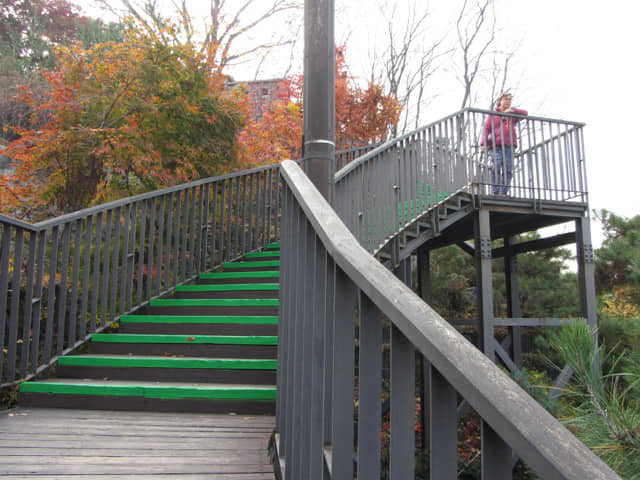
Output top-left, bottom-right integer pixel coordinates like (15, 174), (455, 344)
(490, 145), (513, 195)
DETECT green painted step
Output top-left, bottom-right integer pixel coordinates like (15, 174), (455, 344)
(223, 260), (280, 269)
(245, 251), (280, 258)
(265, 242), (280, 249)
(199, 271), (280, 279)
(91, 333), (278, 345)
(58, 355), (277, 370)
(20, 381), (276, 401)
(175, 283), (279, 292)
(120, 315), (278, 325)
(149, 298), (278, 307)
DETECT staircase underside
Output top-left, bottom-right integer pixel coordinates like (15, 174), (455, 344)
(378, 193), (589, 265)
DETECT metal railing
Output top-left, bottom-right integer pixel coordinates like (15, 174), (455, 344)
(334, 142), (381, 171)
(334, 108), (587, 253)
(0, 165), (281, 387)
(277, 159), (617, 479)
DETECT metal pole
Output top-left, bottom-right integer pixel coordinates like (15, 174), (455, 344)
(304, 0), (335, 201)
(504, 235), (522, 367)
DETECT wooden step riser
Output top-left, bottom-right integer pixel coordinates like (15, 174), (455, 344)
(55, 366), (276, 385)
(172, 290), (279, 299)
(145, 306), (278, 316)
(120, 323), (278, 336)
(89, 343), (277, 359)
(18, 393), (275, 414)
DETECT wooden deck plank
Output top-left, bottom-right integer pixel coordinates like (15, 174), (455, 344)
(4, 475), (274, 480)
(0, 408), (275, 479)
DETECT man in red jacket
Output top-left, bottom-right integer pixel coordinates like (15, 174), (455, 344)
(482, 93), (528, 195)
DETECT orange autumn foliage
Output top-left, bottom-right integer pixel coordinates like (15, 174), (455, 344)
(238, 46), (401, 166)
(1, 20), (248, 220)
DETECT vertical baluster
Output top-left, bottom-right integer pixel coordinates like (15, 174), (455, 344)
(44, 226), (59, 365)
(90, 213), (103, 333)
(56, 223), (71, 355)
(119, 204), (133, 315)
(210, 182), (219, 268)
(290, 210), (308, 479)
(155, 196), (165, 296)
(7, 229), (24, 382)
(482, 421), (512, 479)
(127, 203), (138, 312)
(100, 211), (113, 328)
(309, 237), (328, 480)
(181, 188), (191, 281)
(390, 259), (415, 480)
(323, 255), (336, 467)
(67, 220), (82, 348)
(276, 186), (291, 456)
(108, 208), (121, 323)
(218, 181), (227, 265)
(200, 184), (210, 272)
(234, 176), (242, 256)
(226, 180), (233, 261)
(248, 173), (256, 252)
(79, 216), (93, 340)
(135, 200), (148, 307)
(262, 170), (270, 245)
(146, 198), (157, 302)
(0, 224), (12, 381)
(357, 292), (382, 479)
(29, 230), (46, 374)
(164, 194), (174, 291)
(331, 266), (356, 479)
(172, 191), (182, 286)
(19, 230), (37, 378)
(283, 192), (301, 470)
(193, 185), (203, 277)
(430, 366), (458, 478)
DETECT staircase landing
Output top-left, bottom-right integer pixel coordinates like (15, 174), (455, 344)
(0, 407), (275, 479)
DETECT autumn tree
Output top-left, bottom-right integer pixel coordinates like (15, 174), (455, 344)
(238, 46), (401, 166)
(1, 20), (247, 219)
(0, 0), (83, 72)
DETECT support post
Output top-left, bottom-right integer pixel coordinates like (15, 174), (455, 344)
(474, 209), (495, 360)
(504, 235), (522, 367)
(576, 217), (598, 330)
(304, 0), (335, 201)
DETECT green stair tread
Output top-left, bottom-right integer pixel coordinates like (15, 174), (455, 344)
(265, 242), (280, 249)
(58, 355), (277, 370)
(222, 260), (280, 268)
(149, 298), (279, 307)
(120, 315), (278, 325)
(91, 333), (278, 345)
(199, 271), (280, 279)
(20, 380), (276, 400)
(244, 251), (280, 258)
(175, 283), (279, 292)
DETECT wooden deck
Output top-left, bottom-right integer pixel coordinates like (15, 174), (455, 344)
(0, 407), (275, 479)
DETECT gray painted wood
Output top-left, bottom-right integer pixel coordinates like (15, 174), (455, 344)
(0, 408), (275, 478)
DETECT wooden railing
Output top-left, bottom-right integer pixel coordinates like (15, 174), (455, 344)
(334, 108), (587, 254)
(276, 159), (617, 479)
(0, 165), (281, 387)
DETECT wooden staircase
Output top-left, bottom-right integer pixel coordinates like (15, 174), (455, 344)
(18, 243), (281, 415)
